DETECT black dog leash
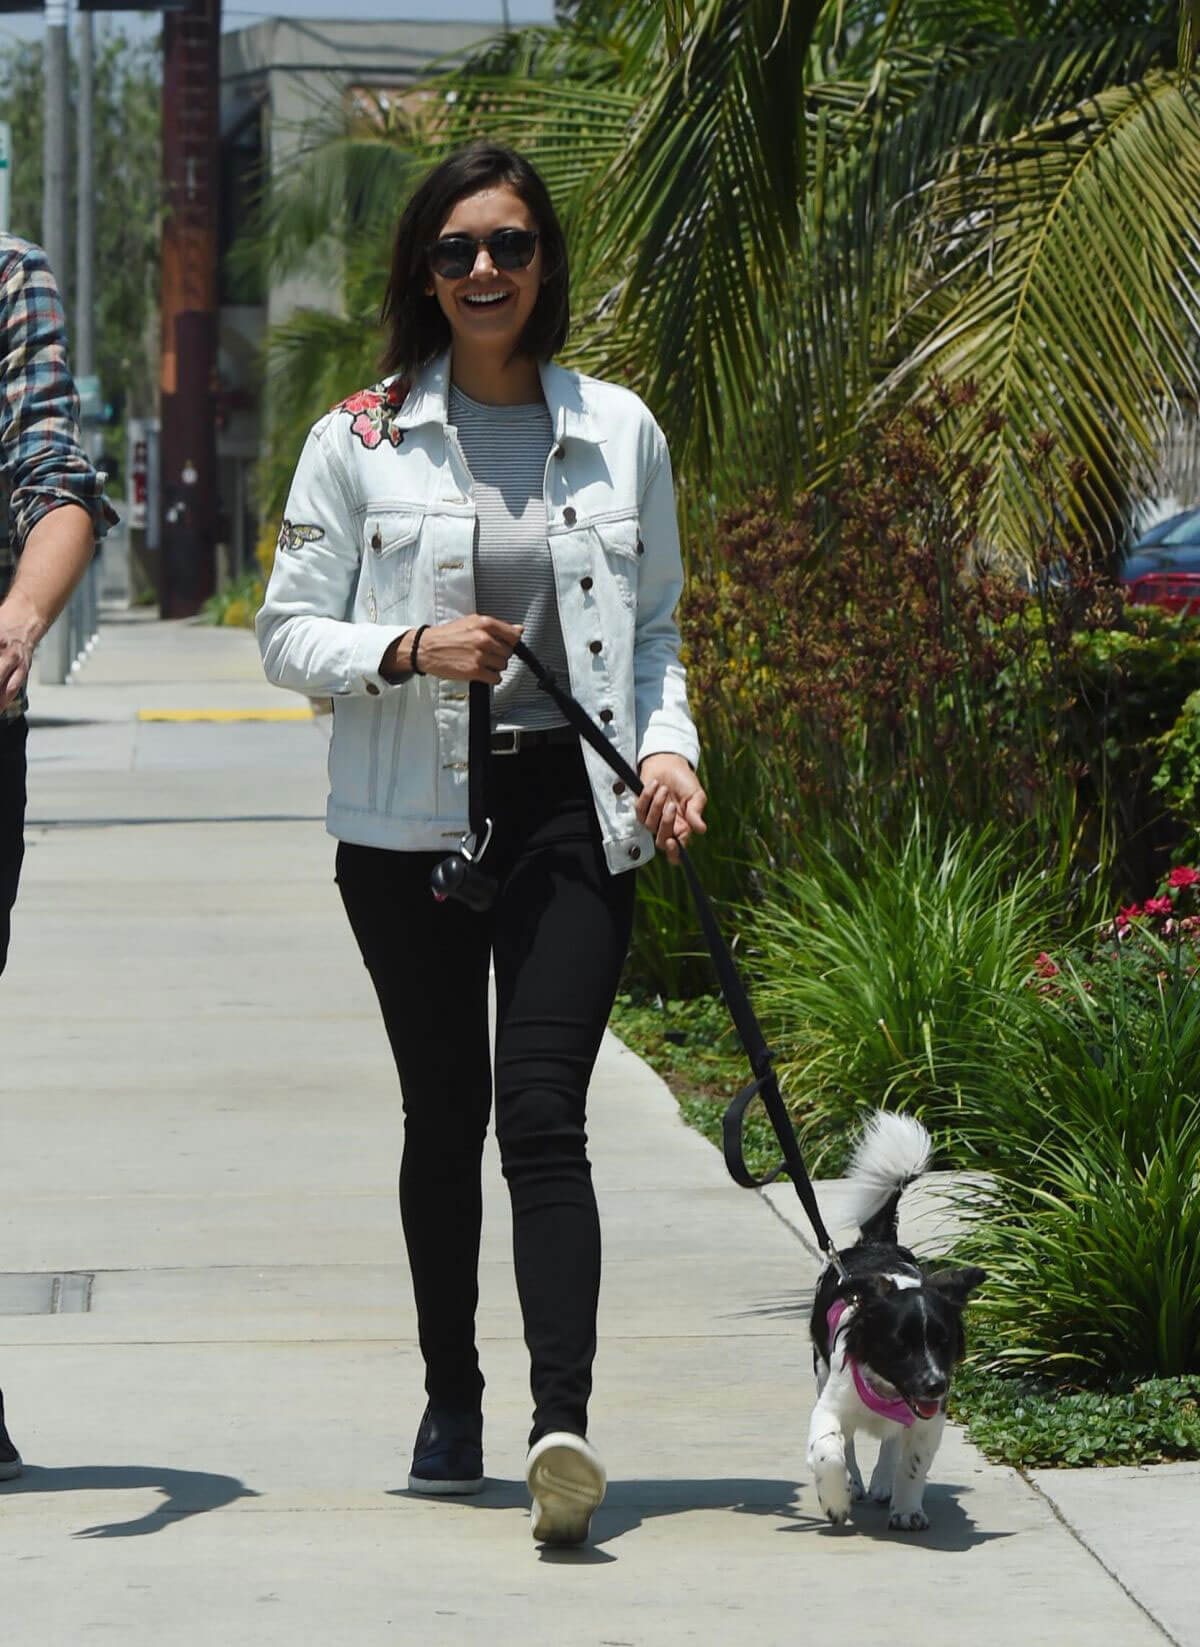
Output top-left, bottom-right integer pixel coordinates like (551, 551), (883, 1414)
(504, 639), (846, 1280)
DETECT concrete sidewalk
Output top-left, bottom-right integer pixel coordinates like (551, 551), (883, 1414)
(0, 615), (1183, 1645)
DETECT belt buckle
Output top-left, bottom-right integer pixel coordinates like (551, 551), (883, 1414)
(493, 728), (521, 756)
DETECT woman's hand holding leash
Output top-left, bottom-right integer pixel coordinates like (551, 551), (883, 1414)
(637, 753), (707, 863)
(384, 615), (522, 685)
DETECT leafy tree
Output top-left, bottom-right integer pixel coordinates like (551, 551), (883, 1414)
(247, 0), (1200, 558)
(0, 29), (162, 422)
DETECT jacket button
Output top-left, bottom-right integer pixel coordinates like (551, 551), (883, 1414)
(599, 708), (613, 723)
(613, 780), (626, 795)
(580, 575), (593, 592)
(371, 528), (382, 550)
(589, 639), (602, 654)
(366, 682), (380, 696)
(563, 506), (576, 525)
(636, 538), (645, 556)
(628, 845), (642, 860)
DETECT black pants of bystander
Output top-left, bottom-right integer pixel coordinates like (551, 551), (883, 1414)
(0, 715), (27, 978)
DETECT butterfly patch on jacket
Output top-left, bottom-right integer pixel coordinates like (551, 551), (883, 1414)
(277, 519), (325, 553)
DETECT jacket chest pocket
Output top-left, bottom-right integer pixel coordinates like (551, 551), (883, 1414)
(590, 513), (642, 611)
(363, 508), (423, 614)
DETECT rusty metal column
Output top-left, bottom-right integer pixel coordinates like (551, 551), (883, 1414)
(159, 0), (221, 618)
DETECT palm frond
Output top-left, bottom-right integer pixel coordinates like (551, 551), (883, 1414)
(883, 72), (1200, 557)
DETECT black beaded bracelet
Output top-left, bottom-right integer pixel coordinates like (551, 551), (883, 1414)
(409, 624), (429, 677)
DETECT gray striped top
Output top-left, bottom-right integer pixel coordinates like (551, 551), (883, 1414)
(449, 383), (569, 732)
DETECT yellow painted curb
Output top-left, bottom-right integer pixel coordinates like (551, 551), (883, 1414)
(137, 708), (314, 723)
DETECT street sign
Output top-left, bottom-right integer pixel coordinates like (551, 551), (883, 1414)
(0, 124), (10, 237)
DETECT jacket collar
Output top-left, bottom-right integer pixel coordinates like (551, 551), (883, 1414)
(389, 350), (604, 446)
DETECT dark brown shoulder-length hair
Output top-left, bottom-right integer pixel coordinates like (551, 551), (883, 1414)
(379, 141), (570, 378)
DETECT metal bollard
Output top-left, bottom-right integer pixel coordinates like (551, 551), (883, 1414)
(37, 562), (100, 684)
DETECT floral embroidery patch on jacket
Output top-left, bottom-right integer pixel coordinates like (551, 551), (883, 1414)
(333, 379), (409, 451)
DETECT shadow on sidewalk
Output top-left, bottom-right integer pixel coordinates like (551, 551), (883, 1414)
(392, 1475), (811, 1562)
(3, 1463), (259, 1537)
(779, 1481), (1014, 1553)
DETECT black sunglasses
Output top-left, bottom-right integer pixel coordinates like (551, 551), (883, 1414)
(429, 228), (539, 281)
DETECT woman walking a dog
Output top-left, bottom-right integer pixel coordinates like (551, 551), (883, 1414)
(257, 141), (704, 1546)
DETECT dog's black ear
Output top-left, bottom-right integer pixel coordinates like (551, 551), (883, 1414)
(848, 1272), (897, 1305)
(927, 1265), (986, 1306)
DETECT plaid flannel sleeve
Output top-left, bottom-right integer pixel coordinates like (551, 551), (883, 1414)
(0, 242), (118, 553)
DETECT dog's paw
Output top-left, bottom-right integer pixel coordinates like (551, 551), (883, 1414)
(888, 1508), (930, 1532)
(849, 1474), (866, 1503)
(817, 1475), (853, 1526)
(869, 1485), (892, 1506)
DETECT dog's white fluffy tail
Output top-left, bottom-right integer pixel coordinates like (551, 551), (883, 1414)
(844, 1109), (932, 1230)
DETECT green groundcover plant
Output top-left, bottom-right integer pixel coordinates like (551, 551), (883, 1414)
(950, 1365), (1200, 1468)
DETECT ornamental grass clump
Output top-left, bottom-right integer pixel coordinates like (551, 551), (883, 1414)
(748, 821), (1051, 1172)
(950, 879), (1200, 1383)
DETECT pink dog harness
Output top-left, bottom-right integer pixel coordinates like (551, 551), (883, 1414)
(826, 1299), (916, 1428)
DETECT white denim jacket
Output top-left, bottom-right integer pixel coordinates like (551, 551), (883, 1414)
(257, 351), (699, 873)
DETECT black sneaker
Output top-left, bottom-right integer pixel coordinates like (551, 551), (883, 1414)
(407, 1402), (483, 1495)
(0, 1388), (22, 1482)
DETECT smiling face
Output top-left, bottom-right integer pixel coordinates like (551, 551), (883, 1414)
(427, 184), (545, 362)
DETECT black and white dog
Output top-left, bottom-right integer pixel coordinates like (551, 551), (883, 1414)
(807, 1110), (985, 1531)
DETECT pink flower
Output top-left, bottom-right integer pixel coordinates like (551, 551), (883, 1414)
(1144, 897), (1173, 917)
(1117, 903), (1142, 923)
(340, 390), (382, 414)
(351, 412), (382, 448)
(1034, 952), (1059, 977)
(1168, 866), (1200, 889)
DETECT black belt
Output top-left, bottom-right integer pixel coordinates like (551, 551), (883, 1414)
(490, 724), (577, 755)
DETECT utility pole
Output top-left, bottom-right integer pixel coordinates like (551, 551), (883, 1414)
(76, 5), (95, 413)
(38, 0), (74, 686)
(159, 0), (221, 618)
(42, 0), (70, 294)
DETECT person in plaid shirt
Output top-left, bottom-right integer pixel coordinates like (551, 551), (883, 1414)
(0, 234), (115, 1482)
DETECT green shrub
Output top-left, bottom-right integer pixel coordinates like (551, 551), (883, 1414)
(680, 402), (1200, 905)
(201, 569), (263, 629)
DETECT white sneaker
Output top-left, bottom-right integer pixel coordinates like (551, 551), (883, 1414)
(525, 1431), (606, 1546)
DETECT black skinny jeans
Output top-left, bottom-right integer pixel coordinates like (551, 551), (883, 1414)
(336, 742), (636, 1445)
